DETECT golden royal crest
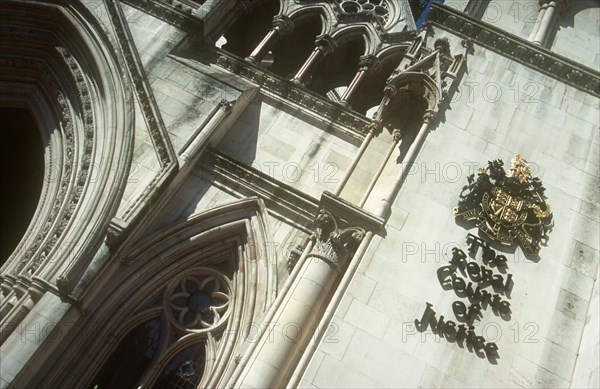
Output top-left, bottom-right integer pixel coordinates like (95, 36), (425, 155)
(453, 155), (552, 257)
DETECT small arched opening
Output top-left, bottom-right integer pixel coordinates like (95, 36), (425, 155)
(351, 47), (408, 116)
(308, 34), (367, 101)
(217, 1), (281, 58)
(268, 14), (323, 78)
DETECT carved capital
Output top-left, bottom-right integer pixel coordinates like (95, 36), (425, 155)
(219, 99), (233, 112)
(314, 34), (337, 55)
(309, 209), (365, 265)
(358, 54), (382, 72)
(423, 109), (437, 124)
(363, 119), (383, 134)
(539, 0), (569, 11)
(273, 15), (294, 35)
(383, 84), (397, 97)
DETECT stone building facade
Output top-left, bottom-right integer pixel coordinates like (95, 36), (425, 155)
(0, 0), (598, 388)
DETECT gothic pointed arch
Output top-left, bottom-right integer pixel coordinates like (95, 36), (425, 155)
(42, 197), (277, 388)
(269, 11), (325, 78)
(308, 29), (369, 99)
(287, 4), (331, 28)
(350, 44), (411, 114)
(218, 0), (281, 58)
(0, 0), (134, 338)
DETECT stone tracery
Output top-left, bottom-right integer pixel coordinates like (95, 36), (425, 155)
(167, 270), (231, 331)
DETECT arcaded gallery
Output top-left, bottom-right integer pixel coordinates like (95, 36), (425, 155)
(0, 0), (598, 388)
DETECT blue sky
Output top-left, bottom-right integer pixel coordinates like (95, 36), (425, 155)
(414, 0), (445, 29)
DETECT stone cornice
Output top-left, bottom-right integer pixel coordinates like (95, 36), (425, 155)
(428, 3), (600, 98)
(203, 148), (319, 230)
(203, 47), (371, 139)
(121, 0), (203, 32)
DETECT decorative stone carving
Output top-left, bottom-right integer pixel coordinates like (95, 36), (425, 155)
(272, 14), (294, 35)
(2, 47), (90, 277)
(166, 270), (231, 331)
(208, 47), (370, 138)
(314, 34), (337, 55)
(309, 209), (365, 264)
(336, 0), (391, 25)
(286, 245), (305, 273)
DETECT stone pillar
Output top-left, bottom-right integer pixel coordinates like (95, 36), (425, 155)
(333, 120), (379, 196)
(0, 280), (43, 344)
(245, 15), (294, 65)
(291, 34), (336, 86)
(530, 0), (568, 46)
(340, 55), (381, 105)
(180, 99), (232, 162)
(359, 128), (403, 207)
(233, 209), (364, 388)
(375, 110), (437, 218)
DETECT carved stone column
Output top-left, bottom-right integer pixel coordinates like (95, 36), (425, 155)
(375, 109), (437, 218)
(232, 208), (364, 388)
(530, 0), (568, 46)
(340, 55), (381, 106)
(245, 15), (294, 65)
(291, 34), (336, 86)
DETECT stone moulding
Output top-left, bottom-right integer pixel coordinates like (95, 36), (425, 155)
(203, 47), (371, 139)
(428, 3), (600, 98)
(46, 198), (277, 389)
(0, 0), (134, 300)
(104, 0), (179, 248)
(203, 148), (319, 230)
